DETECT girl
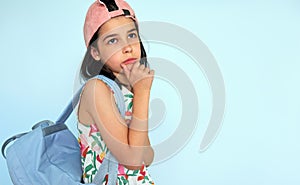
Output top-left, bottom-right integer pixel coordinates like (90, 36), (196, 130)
(76, 0), (155, 184)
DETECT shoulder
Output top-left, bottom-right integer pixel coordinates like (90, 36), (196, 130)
(82, 78), (113, 99)
(80, 77), (117, 117)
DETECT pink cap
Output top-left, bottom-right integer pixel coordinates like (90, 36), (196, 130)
(83, 0), (137, 47)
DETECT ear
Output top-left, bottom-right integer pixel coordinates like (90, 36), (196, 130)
(90, 46), (101, 61)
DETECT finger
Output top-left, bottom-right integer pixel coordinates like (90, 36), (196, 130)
(144, 67), (150, 74)
(132, 60), (140, 70)
(149, 70), (155, 76)
(121, 64), (130, 79)
(139, 64), (146, 70)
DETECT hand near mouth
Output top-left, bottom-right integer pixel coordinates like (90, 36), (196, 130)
(121, 61), (154, 92)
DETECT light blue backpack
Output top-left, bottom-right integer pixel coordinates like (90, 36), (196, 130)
(1, 75), (125, 185)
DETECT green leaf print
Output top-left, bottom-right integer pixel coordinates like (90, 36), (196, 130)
(121, 176), (129, 185)
(127, 101), (133, 110)
(89, 174), (93, 183)
(86, 150), (93, 155)
(124, 94), (133, 98)
(91, 135), (104, 151)
(91, 168), (97, 175)
(133, 169), (139, 175)
(85, 174), (90, 181)
(93, 151), (97, 168)
(118, 178), (122, 185)
(81, 156), (86, 165)
(85, 164), (93, 173)
(127, 169), (139, 176)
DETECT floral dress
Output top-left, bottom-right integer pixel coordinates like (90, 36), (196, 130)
(77, 85), (155, 185)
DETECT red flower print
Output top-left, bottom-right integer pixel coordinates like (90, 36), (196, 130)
(125, 111), (132, 116)
(137, 175), (144, 181)
(139, 165), (146, 176)
(104, 174), (108, 185)
(118, 165), (129, 180)
(89, 124), (99, 136)
(82, 146), (89, 158)
(96, 152), (106, 163)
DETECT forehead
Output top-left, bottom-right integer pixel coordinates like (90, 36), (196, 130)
(99, 16), (136, 36)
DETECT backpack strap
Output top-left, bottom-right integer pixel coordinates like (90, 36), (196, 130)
(92, 152), (118, 185)
(55, 86), (84, 124)
(55, 75), (125, 124)
(56, 75), (124, 185)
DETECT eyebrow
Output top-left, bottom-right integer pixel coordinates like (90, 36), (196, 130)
(127, 28), (137, 33)
(102, 28), (137, 41)
(102, 33), (118, 42)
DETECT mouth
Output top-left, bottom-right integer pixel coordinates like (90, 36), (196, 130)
(122, 58), (137, 65)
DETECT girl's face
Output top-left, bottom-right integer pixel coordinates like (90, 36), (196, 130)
(91, 16), (141, 75)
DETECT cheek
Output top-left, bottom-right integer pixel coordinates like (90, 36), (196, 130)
(100, 47), (120, 62)
(133, 43), (141, 56)
(102, 53), (122, 70)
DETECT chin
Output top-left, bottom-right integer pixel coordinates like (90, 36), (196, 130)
(126, 64), (134, 71)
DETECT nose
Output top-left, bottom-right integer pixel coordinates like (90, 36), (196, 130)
(122, 42), (133, 54)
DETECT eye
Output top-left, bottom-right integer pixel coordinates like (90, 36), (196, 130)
(107, 38), (118, 45)
(128, 32), (137, 39)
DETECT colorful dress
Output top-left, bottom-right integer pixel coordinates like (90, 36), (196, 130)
(77, 85), (154, 185)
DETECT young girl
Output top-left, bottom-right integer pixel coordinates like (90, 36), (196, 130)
(76, 0), (155, 184)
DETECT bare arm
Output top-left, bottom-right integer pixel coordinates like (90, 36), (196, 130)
(144, 137), (154, 167)
(83, 62), (154, 170)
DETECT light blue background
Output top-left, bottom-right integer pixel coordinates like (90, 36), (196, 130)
(1, 0), (300, 184)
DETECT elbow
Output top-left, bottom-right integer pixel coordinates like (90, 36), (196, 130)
(123, 146), (155, 170)
(115, 146), (145, 170)
(123, 164), (144, 170)
(144, 146), (154, 167)
(120, 157), (145, 170)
